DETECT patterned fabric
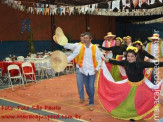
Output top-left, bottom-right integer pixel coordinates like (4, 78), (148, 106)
(97, 62), (162, 120)
(146, 42), (162, 58)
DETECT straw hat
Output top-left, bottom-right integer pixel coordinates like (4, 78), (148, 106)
(104, 32), (116, 39)
(53, 27), (68, 46)
(148, 33), (160, 41)
(50, 50), (68, 72)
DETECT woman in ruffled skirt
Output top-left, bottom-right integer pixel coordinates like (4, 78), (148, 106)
(97, 46), (163, 121)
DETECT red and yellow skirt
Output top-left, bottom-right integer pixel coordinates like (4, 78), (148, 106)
(97, 62), (162, 120)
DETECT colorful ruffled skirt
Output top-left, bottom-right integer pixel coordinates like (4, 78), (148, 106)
(97, 62), (163, 120)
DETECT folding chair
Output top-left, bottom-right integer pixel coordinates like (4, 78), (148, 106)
(7, 64), (25, 91)
(0, 68), (3, 84)
(5, 57), (12, 61)
(21, 62), (37, 84)
(65, 61), (75, 74)
(42, 60), (55, 78)
(17, 56), (24, 61)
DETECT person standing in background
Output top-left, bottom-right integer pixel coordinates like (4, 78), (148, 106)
(102, 32), (116, 59)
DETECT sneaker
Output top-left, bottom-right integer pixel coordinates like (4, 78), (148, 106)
(79, 99), (84, 103)
(88, 105), (94, 111)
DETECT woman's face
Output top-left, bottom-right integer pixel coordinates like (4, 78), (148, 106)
(135, 44), (141, 50)
(115, 39), (121, 46)
(127, 52), (136, 63)
(126, 38), (131, 46)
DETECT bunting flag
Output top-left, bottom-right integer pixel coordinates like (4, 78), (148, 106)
(133, 16), (163, 24)
(112, 0), (120, 10)
(97, 62), (162, 120)
(122, 0), (131, 9)
(1, 0), (163, 17)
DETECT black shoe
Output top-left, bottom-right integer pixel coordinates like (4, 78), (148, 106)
(130, 119), (135, 122)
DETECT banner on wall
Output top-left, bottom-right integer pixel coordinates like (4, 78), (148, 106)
(1, 0), (163, 17)
(21, 19), (31, 33)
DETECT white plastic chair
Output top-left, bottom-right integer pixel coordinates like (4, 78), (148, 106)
(5, 57), (12, 61)
(0, 68), (3, 84)
(17, 56), (24, 61)
(34, 60), (42, 79)
(31, 54), (36, 58)
(21, 62), (36, 84)
(42, 60), (55, 78)
(7, 64), (25, 91)
(65, 61), (75, 74)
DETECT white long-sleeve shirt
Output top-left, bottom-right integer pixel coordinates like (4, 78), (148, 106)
(64, 43), (81, 68)
(67, 44), (81, 63)
(145, 42), (163, 62)
(102, 40), (113, 58)
(67, 43), (102, 75)
(79, 44), (102, 76)
(64, 43), (79, 50)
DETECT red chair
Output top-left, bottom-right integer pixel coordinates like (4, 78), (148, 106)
(7, 64), (25, 91)
(21, 62), (36, 84)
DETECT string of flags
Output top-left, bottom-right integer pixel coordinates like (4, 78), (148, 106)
(133, 17), (163, 24)
(1, 0), (163, 16)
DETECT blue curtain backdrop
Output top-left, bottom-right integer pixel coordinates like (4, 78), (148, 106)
(1, 22), (162, 60)
(0, 41), (53, 60)
(116, 22), (163, 42)
(0, 40), (104, 60)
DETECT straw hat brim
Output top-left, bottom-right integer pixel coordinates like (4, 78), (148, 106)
(148, 37), (160, 41)
(55, 27), (68, 46)
(50, 50), (68, 72)
(104, 35), (116, 39)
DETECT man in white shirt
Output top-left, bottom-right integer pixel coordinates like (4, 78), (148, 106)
(102, 32), (115, 58)
(145, 33), (163, 84)
(55, 33), (86, 103)
(145, 33), (163, 62)
(54, 32), (102, 111)
(78, 32), (102, 111)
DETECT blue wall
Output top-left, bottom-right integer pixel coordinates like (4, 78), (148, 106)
(0, 40), (54, 60)
(0, 40), (103, 60)
(116, 22), (163, 42)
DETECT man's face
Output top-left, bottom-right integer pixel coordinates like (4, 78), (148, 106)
(152, 39), (159, 42)
(84, 35), (91, 44)
(106, 36), (112, 41)
(126, 38), (131, 45)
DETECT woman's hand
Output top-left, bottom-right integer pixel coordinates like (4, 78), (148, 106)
(154, 57), (159, 60)
(104, 59), (109, 63)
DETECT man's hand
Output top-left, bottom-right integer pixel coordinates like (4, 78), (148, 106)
(53, 35), (58, 44)
(95, 44), (100, 47)
(95, 70), (98, 77)
(104, 59), (109, 63)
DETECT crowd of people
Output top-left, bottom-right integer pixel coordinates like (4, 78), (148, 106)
(54, 31), (163, 121)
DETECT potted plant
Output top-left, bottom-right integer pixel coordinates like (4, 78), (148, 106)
(27, 32), (35, 54)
